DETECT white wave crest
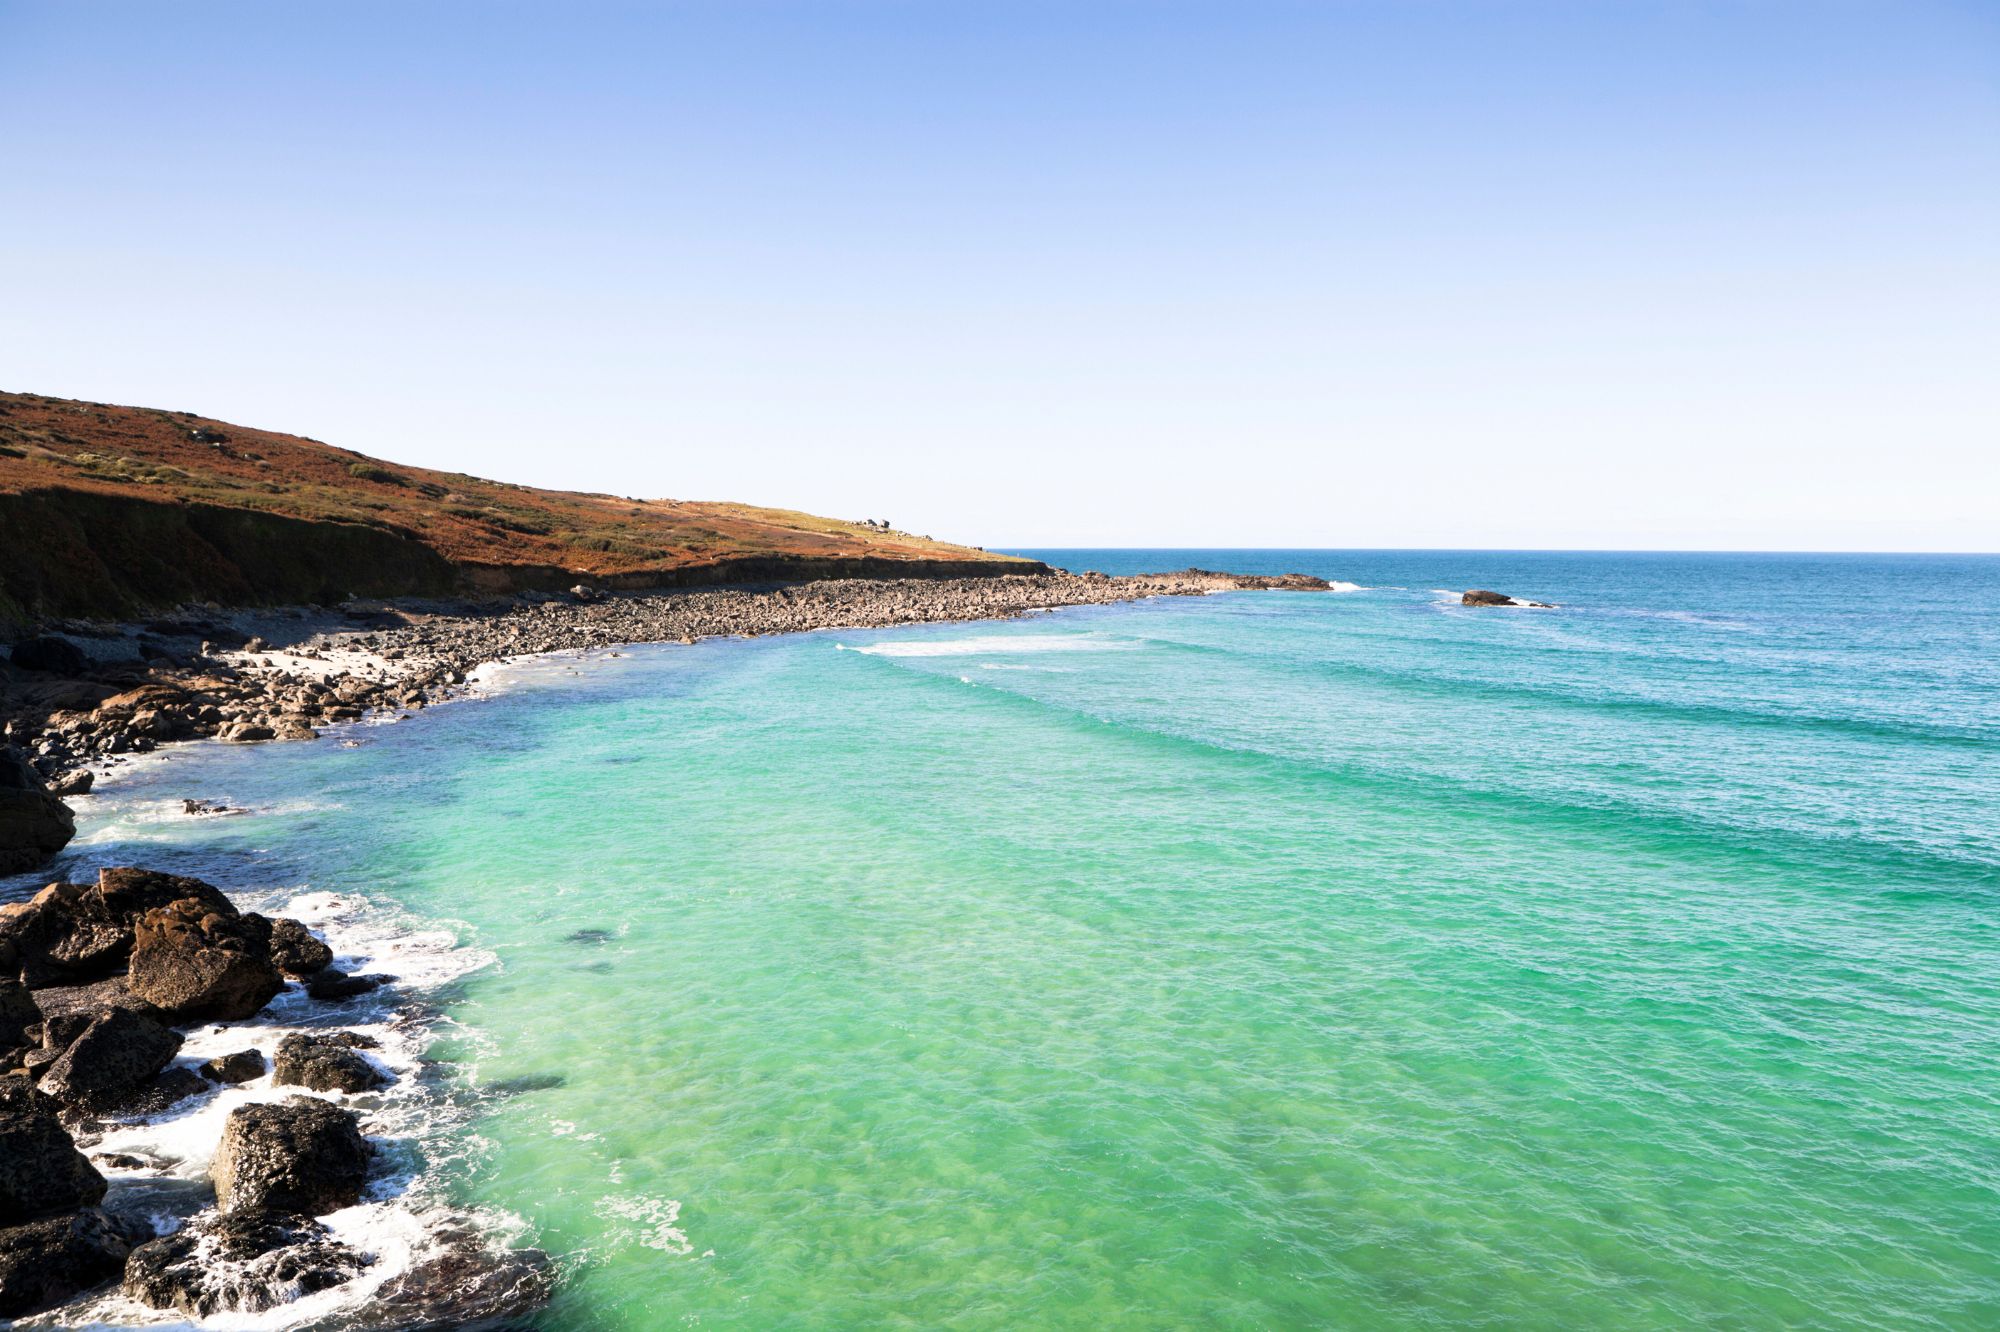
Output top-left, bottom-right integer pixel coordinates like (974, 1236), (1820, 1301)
(838, 634), (1140, 658)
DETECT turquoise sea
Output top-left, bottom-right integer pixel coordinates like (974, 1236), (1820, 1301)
(28, 550), (2000, 1330)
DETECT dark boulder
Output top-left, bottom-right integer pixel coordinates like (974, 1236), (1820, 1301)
(48, 770), (93, 797)
(368, 1218), (553, 1330)
(304, 967), (384, 1001)
(0, 746), (74, 877)
(122, 1207), (369, 1316)
(201, 1048), (266, 1083)
(1461, 589), (1553, 608)
(35, 1006), (183, 1112)
(0, 1082), (105, 1223)
(128, 898), (283, 1021)
(9, 636), (88, 675)
(121, 1065), (212, 1116)
(264, 916), (333, 977)
(212, 1096), (372, 1215)
(0, 976), (37, 1050)
(0, 1207), (137, 1318)
(273, 1032), (389, 1094)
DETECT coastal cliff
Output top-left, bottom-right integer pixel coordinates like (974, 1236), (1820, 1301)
(0, 391), (1041, 628)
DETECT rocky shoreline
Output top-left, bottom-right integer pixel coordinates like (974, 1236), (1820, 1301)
(1, 868), (549, 1324)
(4, 567), (1330, 801)
(0, 565), (1333, 1325)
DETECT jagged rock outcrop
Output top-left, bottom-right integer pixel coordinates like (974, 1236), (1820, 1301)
(34, 1006), (183, 1112)
(272, 1032), (388, 1094)
(127, 898), (283, 1020)
(264, 916), (333, 977)
(212, 1096), (371, 1215)
(122, 1208), (369, 1316)
(0, 744), (73, 875)
(0, 868), (234, 989)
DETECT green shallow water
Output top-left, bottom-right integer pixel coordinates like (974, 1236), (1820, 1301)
(42, 552), (2000, 1329)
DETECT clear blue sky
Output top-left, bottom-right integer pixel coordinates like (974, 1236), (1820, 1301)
(3, 2), (1995, 550)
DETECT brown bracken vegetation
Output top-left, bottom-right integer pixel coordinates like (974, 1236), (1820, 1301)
(0, 392), (1037, 625)
(0, 391), (1020, 577)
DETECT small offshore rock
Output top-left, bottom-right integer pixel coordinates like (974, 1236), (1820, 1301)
(49, 770), (94, 797)
(211, 1095), (372, 1215)
(1461, 588), (1554, 608)
(0, 1206), (137, 1318)
(202, 1048), (266, 1084)
(122, 1207), (369, 1316)
(273, 1032), (389, 1094)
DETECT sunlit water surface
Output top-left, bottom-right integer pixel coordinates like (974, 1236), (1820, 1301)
(29, 551), (2000, 1330)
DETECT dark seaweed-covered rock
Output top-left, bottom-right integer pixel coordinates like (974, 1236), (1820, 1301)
(0, 1083), (105, 1223)
(368, 1217), (554, 1330)
(122, 1208), (370, 1316)
(273, 1032), (388, 1093)
(35, 1007), (183, 1112)
(202, 1048), (266, 1083)
(128, 898), (283, 1020)
(0, 745), (74, 885)
(0, 1207), (137, 1318)
(303, 967), (384, 1001)
(212, 1096), (372, 1215)
(121, 1065), (211, 1116)
(264, 917), (334, 977)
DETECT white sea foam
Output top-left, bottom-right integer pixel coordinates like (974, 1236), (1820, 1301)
(838, 634), (1140, 658)
(595, 1195), (695, 1255)
(12, 883), (514, 1331)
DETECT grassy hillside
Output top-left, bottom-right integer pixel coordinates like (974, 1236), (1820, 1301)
(0, 391), (1037, 624)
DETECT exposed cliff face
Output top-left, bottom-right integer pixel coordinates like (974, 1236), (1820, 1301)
(0, 490), (459, 626)
(0, 391), (1039, 627)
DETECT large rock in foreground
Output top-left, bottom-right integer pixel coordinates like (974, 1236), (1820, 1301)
(212, 1096), (371, 1215)
(122, 1208), (369, 1316)
(0, 1207), (138, 1318)
(0, 868), (234, 988)
(34, 1006), (183, 1112)
(128, 899), (284, 1021)
(0, 1081), (106, 1223)
(0, 745), (74, 877)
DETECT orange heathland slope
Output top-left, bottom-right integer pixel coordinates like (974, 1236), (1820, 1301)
(0, 391), (1028, 579)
